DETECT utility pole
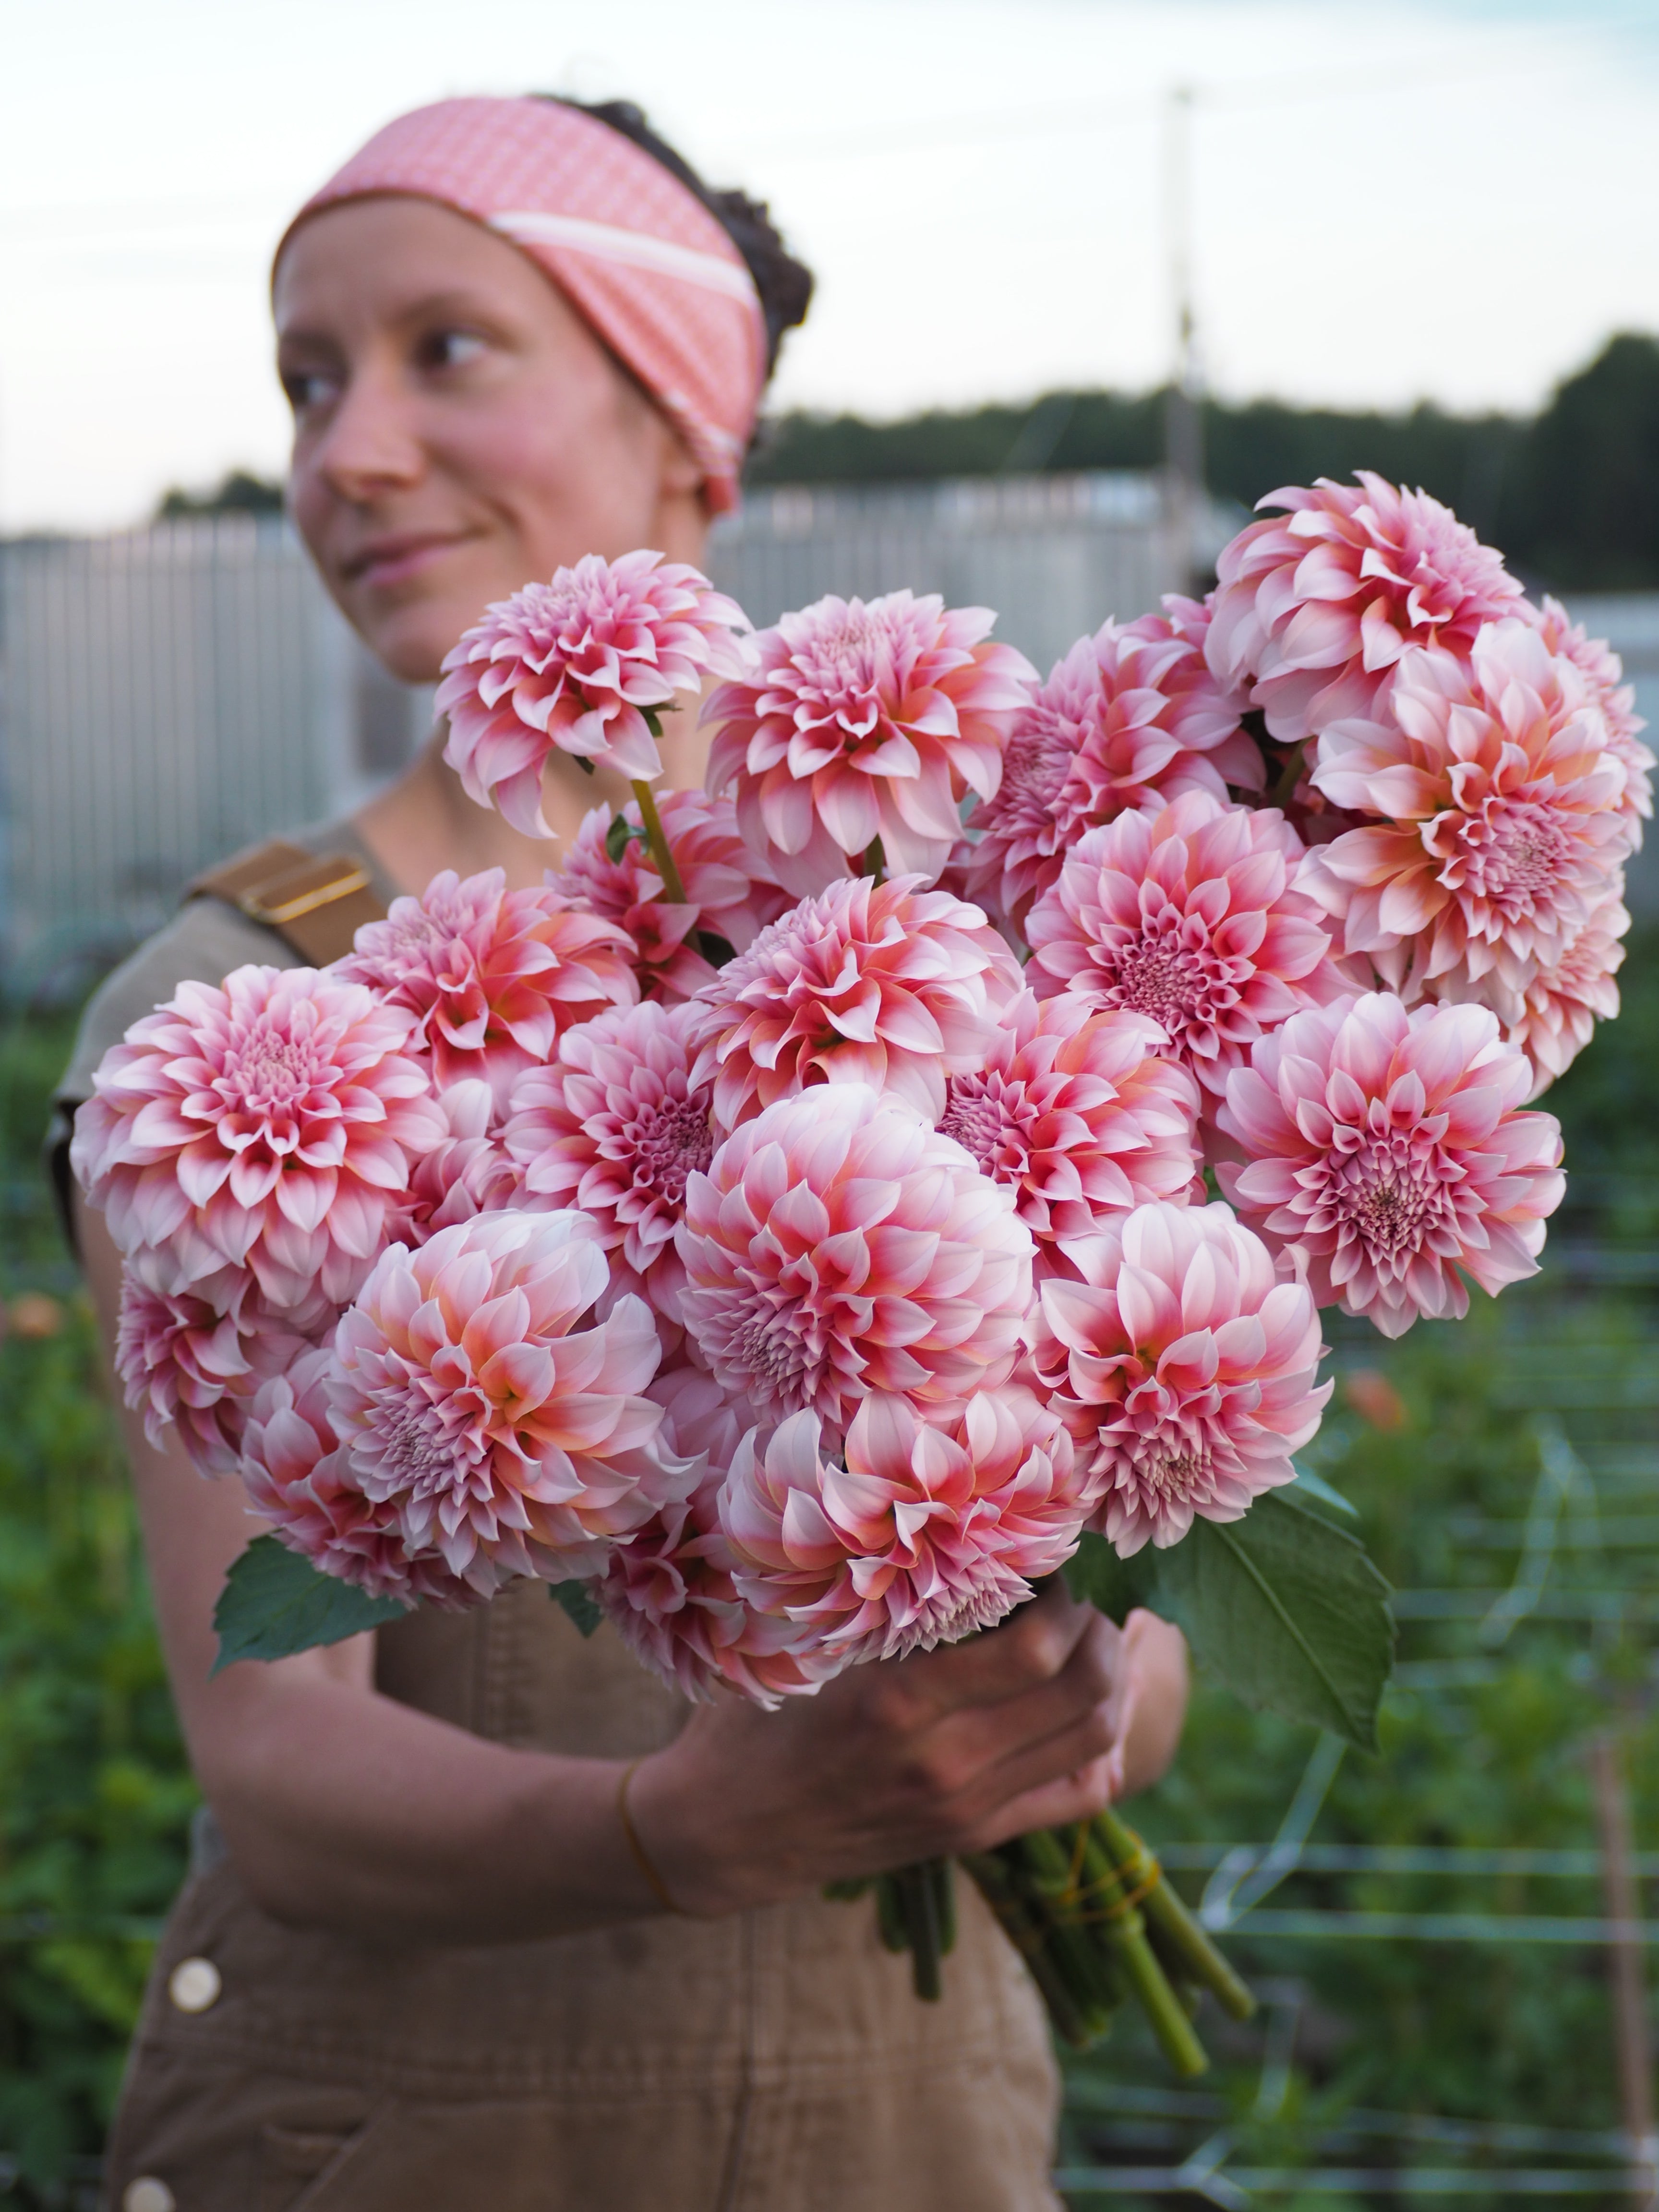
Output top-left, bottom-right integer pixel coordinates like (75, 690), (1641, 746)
(1162, 83), (1203, 595)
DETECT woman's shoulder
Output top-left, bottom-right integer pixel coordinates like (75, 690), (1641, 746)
(55, 814), (392, 1108)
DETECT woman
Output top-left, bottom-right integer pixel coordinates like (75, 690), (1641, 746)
(58, 95), (1190, 2212)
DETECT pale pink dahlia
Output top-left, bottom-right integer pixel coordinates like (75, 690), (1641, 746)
(544, 790), (789, 1004)
(1030, 1200), (1329, 1554)
(702, 589), (1036, 895)
(937, 991), (1199, 1271)
(687, 873), (1022, 1129)
(1205, 474), (1525, 744)
(964, 599), (1260, 927)
(721, 1387), (1094, 1665)
(1301, 620), (1634, 1019)
(328, 1210), (681, 1587)
(438, 550), (753, 827)
(1215, 993), (1564, 1337)
(336, 867), (637, 1112)
(504, 1000), (714, 1315)
(1501, 888), (1629, 1095)
(387, 1080), (522, 1243)
(1528, 596), (1653, 841)
(592, 1372), (831, 1706)
(240, 1348), (479, 1608)
(115, 1271), (324, 1478)
(1025, 792), (1340, 1095)
(676, 1084), (1034, 1441)
(72, 966), (445, 1309)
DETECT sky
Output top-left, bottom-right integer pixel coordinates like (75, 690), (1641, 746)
(5, 0), (1659, 531)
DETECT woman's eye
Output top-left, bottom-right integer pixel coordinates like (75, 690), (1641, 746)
(421, 328), (488, 373)
(281, 367), (339, 414)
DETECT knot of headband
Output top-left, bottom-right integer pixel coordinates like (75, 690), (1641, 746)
(276, 97), (768, 513)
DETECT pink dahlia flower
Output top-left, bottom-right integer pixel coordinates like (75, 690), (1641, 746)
(504, 1000), (713, 1315)
(115, 1271), (325, 1479)
(1500, 888), (1630, 1096)
(1030, 1200), (1329, 1554)
(72, 965), (445, 1309)
(687, 873), (1022, 1128)
(328, 1210), (681, 1587)
(702, 589), (1036, 895)
(937, 991), (1199, 1271)
(676, 1084), (1034, 1441)
(1528, 596), (1653, 842)
(387, 1080), (523, 1243)
(592, 1370), (832, 1706)
(965, 599), (1261, 927)
(544, 790), (789, 1004)
(241, 1348), (479, 1608)
(721, 1387), (1094, 1664)
(1025, 792), (1340, 1095)
(1301, 620), (1634, 1019)
(438, 550), (753, 827)
(1215, 992), (1564, 1337)
(1205, 474), (1525, 744)
(337, 867), (636, 1112)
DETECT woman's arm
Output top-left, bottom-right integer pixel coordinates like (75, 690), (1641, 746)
(81, 1192), (1187, 1942)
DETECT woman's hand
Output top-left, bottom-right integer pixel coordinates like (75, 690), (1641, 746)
(632, 1584), (1189, 1917)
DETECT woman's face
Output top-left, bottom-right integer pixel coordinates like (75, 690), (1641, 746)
(275, 196), (706, 683)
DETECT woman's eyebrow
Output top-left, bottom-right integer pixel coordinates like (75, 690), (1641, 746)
(277, 289), (507, 349)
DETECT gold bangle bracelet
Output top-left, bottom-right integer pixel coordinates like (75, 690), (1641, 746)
(617, 1759), (684, 1916)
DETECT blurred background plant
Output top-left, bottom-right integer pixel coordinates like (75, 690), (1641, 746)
(0, 1010), (195, 2209)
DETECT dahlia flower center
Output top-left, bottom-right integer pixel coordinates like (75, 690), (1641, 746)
(1093, 915), (1231, 1036)
(226, 1022), (327, 1110)
(362, 1390), (483, 1503)
(728, 1298), (821, 1407)
(995, 717), (1074, 830)
(1328, 1140), (1452, 1266)
(1438, 800), (1571, 916)
(625, 1092), (714, 1203)
(1127, 1438), (1210, 1501)
(938, 1075), (1034, 1181)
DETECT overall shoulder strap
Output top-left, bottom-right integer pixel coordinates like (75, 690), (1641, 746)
(188, 838), (388, 966)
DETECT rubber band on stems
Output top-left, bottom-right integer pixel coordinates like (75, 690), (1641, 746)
(617, 1760), (685, 1916)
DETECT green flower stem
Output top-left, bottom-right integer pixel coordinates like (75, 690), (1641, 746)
(628, 779), (687, 906)
(929, 1852), (957, 1957)
(960, 1852), (1102, 2049)
(1026, 1814), (1212, 2070)
(1095, 1809), (1256, 2022)
(1015, 1827), (1129, 2018)
(894, 1860), (945, 2001)
(875, 1873), (908, 1955)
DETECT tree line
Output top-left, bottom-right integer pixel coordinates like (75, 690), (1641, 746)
(748, 332), (1659, 595)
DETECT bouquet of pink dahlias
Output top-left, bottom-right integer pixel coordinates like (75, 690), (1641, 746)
(75, 508), (1621, 2074)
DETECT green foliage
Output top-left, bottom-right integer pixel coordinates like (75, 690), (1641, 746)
(153, 469), (284, 522)
(1066, 1492), (1394, 1753)
(212, 1537), (408, 1673)
(551, 1581), (604, 1637)
(751, 331), (1659, 593)
(0, 1309), (196, 2199)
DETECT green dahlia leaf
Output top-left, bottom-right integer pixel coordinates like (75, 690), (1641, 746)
(211, 1536), (409, 1675)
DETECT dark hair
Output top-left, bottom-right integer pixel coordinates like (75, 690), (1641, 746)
(540, 96), (813, 381)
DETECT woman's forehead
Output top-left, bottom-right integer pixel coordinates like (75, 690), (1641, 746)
(274, 196), (553, 335)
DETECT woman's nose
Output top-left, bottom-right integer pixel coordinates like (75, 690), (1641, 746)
(309, 361), (426, 504)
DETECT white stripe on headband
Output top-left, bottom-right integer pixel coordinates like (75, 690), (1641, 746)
(488, 210), (759, 310)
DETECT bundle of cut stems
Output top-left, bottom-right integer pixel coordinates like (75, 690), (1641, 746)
(834, 1809), (1254, 2076)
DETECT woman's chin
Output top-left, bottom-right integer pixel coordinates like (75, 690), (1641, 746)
(350, 592), (475, 686)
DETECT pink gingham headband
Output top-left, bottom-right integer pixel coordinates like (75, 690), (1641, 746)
(276, 96), (768, 513)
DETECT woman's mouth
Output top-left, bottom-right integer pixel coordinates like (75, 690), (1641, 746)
(343, 532), (472, 591)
